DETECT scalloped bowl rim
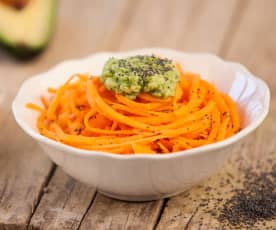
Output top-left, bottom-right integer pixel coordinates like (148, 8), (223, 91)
(12, 48), (270, 160)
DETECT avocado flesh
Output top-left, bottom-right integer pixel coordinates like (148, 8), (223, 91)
(0, 0), (57, 58)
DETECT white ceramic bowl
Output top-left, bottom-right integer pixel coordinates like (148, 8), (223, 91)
(12, 48), (270, 201)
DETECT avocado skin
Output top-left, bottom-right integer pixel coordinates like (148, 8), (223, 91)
(0, 0), (57, 59)
(0, 38), (45, 59)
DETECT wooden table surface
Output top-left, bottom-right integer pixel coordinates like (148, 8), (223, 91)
(0, 0), (275, 229)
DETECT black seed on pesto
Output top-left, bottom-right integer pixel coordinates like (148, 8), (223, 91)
(101, 55), (180, 99)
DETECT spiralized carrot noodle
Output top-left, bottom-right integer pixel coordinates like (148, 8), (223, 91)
(26, 65), (241, 154)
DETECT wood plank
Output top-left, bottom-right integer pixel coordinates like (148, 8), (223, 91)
(0, 0), (130, 229)
(0, 49), (54, 230)
(29, 169), (96, 230)
(80, 194), (163, 230)
(79, 0), (240, 229)
(157, 123), (276, 229)
(40, 0), (133, 63)
(109, 0), (239, 53)
(0, 114), (53, 230)
(225, 0), (276, 93)
(0, 33), (55, 229)
(157, 0), (276, 229)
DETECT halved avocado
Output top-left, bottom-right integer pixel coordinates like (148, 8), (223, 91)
(0, 0), (57, 58)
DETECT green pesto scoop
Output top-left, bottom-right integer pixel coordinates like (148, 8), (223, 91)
(100, 55), (180, 99)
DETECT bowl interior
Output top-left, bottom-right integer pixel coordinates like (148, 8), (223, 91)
(13, 48), (269, 149)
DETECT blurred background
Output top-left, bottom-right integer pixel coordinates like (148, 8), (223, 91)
(1, 0), (275, 116)
(0, 0), (275, 69)
(1, 0), (242, 60)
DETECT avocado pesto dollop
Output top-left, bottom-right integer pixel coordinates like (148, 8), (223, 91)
(100, 55), (180, 99)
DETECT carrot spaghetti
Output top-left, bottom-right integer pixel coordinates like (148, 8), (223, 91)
(26, 64), (241, 154)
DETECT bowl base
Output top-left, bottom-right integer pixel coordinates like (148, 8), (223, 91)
(98, 189), (188, 202)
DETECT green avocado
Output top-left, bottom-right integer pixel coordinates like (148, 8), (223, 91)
(0, 0), (57, 59)
(101, 55), (180, 99)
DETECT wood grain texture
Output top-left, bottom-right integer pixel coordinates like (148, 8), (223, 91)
(157, 0), (276, 229)
(1, 0), (275, 229)
(225, 0), (276, 94)
(29, 169), (96, 230)
(0, 112), (53, 230)
(109, 0), (239, 53)
(80, 194), (164, 230)
(157, 122), (276, 229)
(0, 0), (130, 229)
